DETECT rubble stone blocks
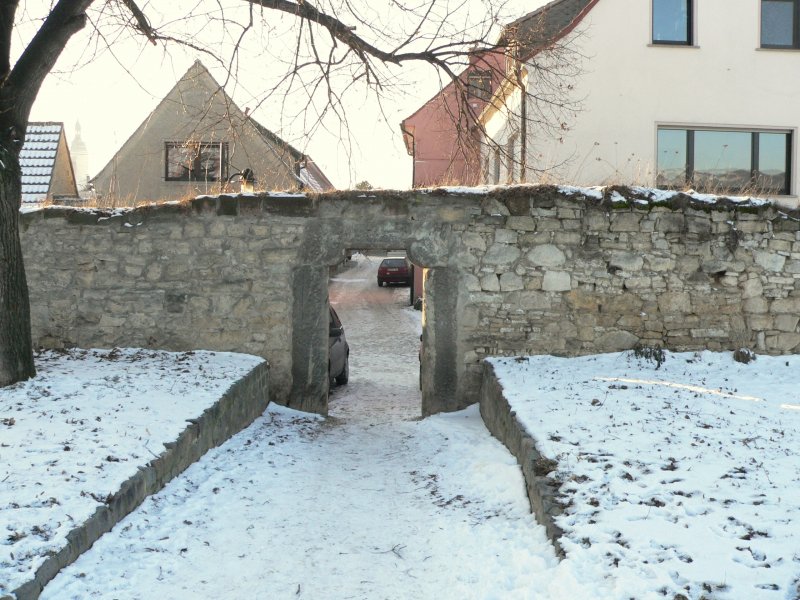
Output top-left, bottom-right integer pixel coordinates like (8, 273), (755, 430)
(20, 187), (800, 415)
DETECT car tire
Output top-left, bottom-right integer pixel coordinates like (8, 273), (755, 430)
(335, 354), (349, 385)
(378, 279), (384, 287)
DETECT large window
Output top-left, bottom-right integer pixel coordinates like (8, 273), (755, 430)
(165, 141), (228, 182)
(652, 0), (692, 45)
(762, 0), (800, 48)
(657, 127), (792, 195)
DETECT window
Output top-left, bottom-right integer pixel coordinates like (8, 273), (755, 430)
(762, 0), (800, 48)
(165, 141), (228, 182)
(652, 0), (692, 45)
(507, 135), (517, 183)
(657, 127), (792, 194)
(467, 71), (492, 101)
(482, 154), (491, 184)
(493, 148), (501, 184)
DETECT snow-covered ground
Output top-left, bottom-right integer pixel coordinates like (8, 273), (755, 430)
(2, 254), (799, 599)
(38, 257), (579, 599)
(491, 352), (800, 600)
(0, 349), (264, 596)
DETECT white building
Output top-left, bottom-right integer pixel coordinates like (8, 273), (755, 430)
(482, 0), (800, 206)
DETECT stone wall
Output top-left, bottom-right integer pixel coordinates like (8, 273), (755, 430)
(453, 187), (800, 396)
(22, 199), (298, 402)
(20, 186), (800, 414)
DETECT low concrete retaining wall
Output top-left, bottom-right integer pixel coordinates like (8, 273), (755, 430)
(8, 361), (270, 600)
(479, 360), (565, 557)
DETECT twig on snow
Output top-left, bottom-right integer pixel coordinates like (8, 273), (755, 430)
(374, 543), (406, 559)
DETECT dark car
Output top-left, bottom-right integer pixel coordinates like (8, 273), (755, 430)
(377, 257), (412, 287)
(329, 306), (349, 386)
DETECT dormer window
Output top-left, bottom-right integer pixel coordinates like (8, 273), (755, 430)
(467, 71), (492, 101)
(652, 0), (693, 45)
(761, 0), (800, 48)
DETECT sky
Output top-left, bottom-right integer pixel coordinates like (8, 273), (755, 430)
(2, 253), (798, 598)
(19, 0), (550, 190)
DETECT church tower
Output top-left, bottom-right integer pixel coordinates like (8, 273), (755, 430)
(70, 121), (89, 190)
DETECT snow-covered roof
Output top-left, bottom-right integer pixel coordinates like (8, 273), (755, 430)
(298, 166), (323, 192)
(298, 159), (334, 192)
(20, 122), (63, 203)
(249, 117), (334, 191)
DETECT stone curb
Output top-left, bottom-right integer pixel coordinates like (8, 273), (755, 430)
(479, 360), (565, 558)
(10, 361), (270, 600)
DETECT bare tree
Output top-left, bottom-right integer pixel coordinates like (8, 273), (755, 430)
(486, 8), (585, 185)
(401, 2), (584, 188)
(0, 0), (518, 386)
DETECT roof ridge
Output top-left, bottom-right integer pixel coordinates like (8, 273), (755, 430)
(501, 0), (599, 57)
(506, 0), (573, 29)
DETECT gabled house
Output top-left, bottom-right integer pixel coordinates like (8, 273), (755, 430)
(481, 0), (800, 206)
(400, 51), (505, 187)
(92, 60), (334, 203)
(20, 122), (79, 204)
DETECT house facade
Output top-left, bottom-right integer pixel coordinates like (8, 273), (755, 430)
(92, 61), (333, 204)
(400, 51), (505, 187)
(20, 122), (79, 204)
(482, 0), (800, 206)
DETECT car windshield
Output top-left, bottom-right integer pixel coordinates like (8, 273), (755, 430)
(382, 259), (406, 268)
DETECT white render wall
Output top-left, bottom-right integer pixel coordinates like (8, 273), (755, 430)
(483, 86), (523, 185)
(485, 0), (800, 207)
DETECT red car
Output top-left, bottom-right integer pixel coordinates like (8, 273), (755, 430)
(377, 257), (412, 286)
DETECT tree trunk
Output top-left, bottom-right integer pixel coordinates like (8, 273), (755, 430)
(0, 145), (35, 386)
(0, 1), (94, 387)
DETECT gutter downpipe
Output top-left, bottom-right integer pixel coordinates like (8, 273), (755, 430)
(516, 54), (527, 183)
(401, 125), (416, 187)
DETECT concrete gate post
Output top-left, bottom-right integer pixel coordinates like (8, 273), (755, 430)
(421, 267), (463, 416)
(289, 264), (330, 414)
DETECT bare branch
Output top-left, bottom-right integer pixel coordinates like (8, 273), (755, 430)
(5, 0), (92, 129)
(120, 0), (158, 45)
(0, 0), (18, 82)
(248, 0), (394, 64)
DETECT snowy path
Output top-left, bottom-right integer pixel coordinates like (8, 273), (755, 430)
(42, 256), (580, 599)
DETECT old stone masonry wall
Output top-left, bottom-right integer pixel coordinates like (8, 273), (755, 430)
(19, 186), (800, 413)
(20, 198), (303, 403)
(454, 187), (800, 397)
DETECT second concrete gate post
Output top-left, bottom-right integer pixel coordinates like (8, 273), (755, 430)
(289, 264), (330, 414)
